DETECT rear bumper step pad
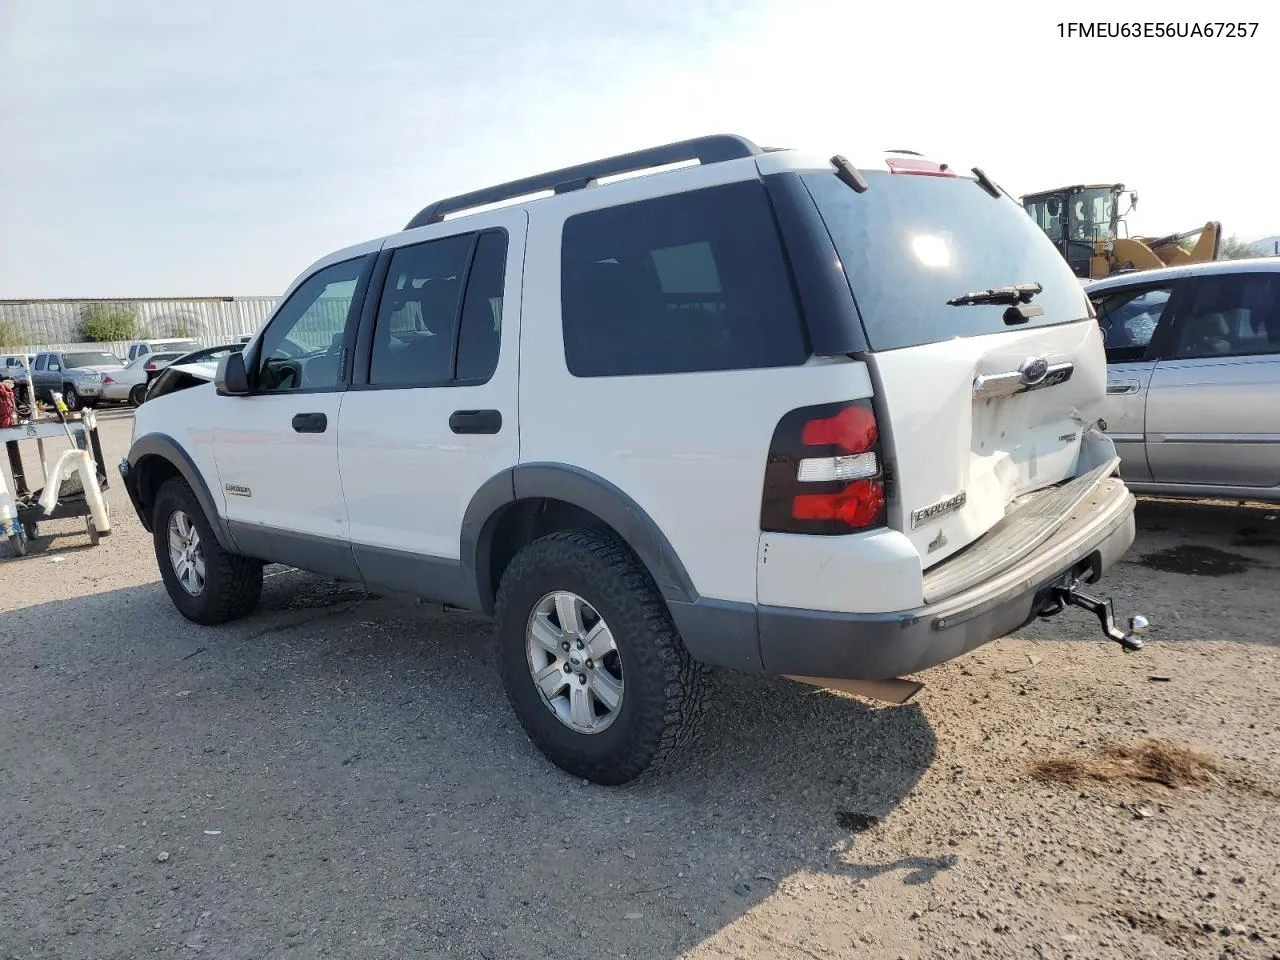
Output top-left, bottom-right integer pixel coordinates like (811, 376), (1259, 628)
(922, 458), (1121, 604)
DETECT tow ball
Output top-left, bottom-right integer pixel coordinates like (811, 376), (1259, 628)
(1040, 578), (1148, 652)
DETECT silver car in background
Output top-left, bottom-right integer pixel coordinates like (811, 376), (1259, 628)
(1088, 257), (1280, 502)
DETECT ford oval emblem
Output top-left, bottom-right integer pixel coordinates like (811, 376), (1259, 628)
(1019, 357), (1050, 386)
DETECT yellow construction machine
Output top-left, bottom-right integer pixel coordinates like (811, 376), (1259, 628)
(1021, 183), (1220, 281)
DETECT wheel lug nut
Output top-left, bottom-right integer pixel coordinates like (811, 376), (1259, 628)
(576, 641), (584, 650)
(563, 664), (572, 673)
(578, 674), (587, 684)
(586, 659), (594, 669)
(562, 642), (571, 651)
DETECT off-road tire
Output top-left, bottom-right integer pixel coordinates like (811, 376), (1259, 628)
(495, 529), (707, 785)
(152, 477), (263, 625)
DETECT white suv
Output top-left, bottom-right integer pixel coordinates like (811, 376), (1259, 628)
(120, 136), (1144, 784)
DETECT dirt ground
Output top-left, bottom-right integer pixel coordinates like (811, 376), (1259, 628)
(2, 411), (1278, 960)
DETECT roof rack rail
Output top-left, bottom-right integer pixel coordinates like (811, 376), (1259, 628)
(404, 134), (762, 230)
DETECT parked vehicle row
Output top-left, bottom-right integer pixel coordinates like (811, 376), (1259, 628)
(6, 339), (255, 409)
(121, 135), (1146, 785)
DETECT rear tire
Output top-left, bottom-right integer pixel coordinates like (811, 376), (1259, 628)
(152, 477), (262, 624)
(129, 384), (146, 407)
(495, 530), (707, 785)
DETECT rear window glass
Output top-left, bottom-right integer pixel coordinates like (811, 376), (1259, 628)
(802, 171), (1091, 351)
(560, 181), (808, 377)
(64, 352), (120, 368)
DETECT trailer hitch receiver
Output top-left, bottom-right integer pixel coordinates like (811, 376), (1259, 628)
(1041, 578), (1147, 651)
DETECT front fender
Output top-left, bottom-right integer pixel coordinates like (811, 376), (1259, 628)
(125, 433), (238, 552)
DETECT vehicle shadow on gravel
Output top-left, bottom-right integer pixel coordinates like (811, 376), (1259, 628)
(1, 572), (941, 960)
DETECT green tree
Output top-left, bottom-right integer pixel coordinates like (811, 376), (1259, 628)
(79, 304), (139, 342)
(1218, 235), (1268, 261)
(0, 319), (23, 350)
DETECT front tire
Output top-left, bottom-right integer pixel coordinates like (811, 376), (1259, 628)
(152, 478), (263, 624)
(62, 385), (80, 410)
(495, 530), (707, 785)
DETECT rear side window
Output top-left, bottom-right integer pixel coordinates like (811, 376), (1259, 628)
(369, 229), (509, 387)
(371, 235), (473, 386)
(802, 171), (1091, 351)
(454, 231), (507, 383)
(560, 181), (808, 377)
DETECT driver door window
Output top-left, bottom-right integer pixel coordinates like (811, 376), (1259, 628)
(256, 258), (367, 392)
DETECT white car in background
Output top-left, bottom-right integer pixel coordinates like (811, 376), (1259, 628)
(101, 351), (186, 406)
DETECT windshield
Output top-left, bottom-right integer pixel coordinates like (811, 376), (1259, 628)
(1068, 188), (1116, 243)
(802, 171), (1091, 351)
(64, 352), (120, 368)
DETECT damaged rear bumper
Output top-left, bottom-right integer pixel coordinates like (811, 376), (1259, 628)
(754, 475), (1137, 681)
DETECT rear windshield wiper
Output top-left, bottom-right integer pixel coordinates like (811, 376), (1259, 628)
(947, 282), (1042, 307)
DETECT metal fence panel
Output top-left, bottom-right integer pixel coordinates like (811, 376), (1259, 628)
(0, 297), (280, 356)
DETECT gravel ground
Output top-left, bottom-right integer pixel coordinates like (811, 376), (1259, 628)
(2, 411), (1278, 960)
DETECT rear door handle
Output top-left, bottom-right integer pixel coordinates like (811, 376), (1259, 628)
(449, 409), (502, 435)
(1107, 381), (1141, 395)
(291, 412), (328, 433)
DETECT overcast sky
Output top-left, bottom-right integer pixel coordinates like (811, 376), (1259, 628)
(1, 0), (1274, 297)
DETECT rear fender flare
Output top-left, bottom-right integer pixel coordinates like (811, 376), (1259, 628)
(460, 463), (698, 614)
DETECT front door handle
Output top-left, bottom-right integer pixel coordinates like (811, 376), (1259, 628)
(449, 409), (502, 435)
(1107, 381), (1140, 395)
(291, 412), (328, 433)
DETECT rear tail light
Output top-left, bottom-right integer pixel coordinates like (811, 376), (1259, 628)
(885, 156), (955, 177)
(102, 376), (115, 384)
(760, 399), (887, 535)
(145, 363), (157, 371)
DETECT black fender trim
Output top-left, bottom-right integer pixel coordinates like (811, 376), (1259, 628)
(126, 433), (238, 553)
(459, 463), (762, 670)
(460, 463), (700, 613)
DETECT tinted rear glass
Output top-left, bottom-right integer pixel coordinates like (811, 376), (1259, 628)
(802, 171), (1090, 351)
(64, 352), (120, 367)
(561, 181), (808, 377)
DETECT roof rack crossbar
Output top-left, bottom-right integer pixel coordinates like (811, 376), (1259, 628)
(403, 134), (762, 230)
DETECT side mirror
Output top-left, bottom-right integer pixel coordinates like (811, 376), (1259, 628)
(216, 351), (250, 395)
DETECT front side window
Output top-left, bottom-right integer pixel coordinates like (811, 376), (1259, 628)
(560, 181), (808, 378)
(1170, 272), (1280, 360)
(256, 258), (366, 392)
